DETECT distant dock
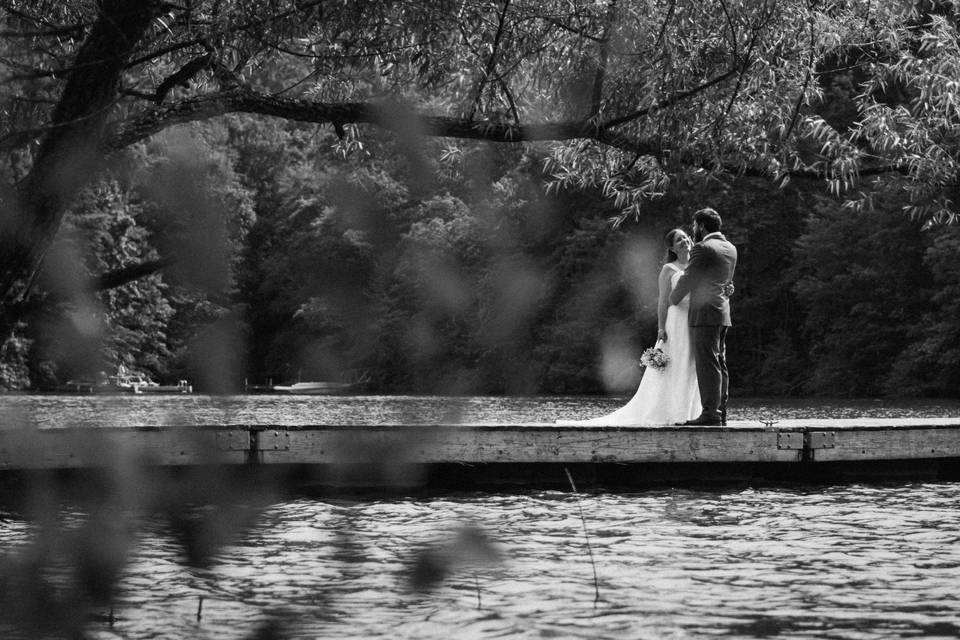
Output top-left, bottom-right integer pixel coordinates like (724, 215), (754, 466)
(2, 418), (959, 488)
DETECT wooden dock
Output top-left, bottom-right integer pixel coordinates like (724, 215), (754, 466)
(2, 418), (959, 488)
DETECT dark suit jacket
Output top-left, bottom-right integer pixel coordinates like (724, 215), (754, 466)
(669, 232), (738, 326)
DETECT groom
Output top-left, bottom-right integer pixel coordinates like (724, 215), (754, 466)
(669, 208), (738, 426)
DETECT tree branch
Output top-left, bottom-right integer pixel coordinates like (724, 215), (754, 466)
(0, 25), (86, 38)
(713, 24), (760, 137)
(0, 126), (50, 153)
(1, 0), (164, 305)
(717, 0), (739, 61)
(105, 88), (614, 148)
(104, 85), (911, 186)
(468, 0), (512, 121)
(154, 53), (213, 103)
(591, 0), (617, 118)
(125, 0), (326, 70)
(95, 258), (172, 291)
(0, 3), (88, 35)
(600, 67), (739, 130)
(496, 77), (521, 124)
(654, 0), (676, 48)
(125, 37), (207, 70)
(544, 17), (606, 43)
(784, 11), (816, 141)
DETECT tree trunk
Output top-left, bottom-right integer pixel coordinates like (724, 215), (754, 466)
(0, 0), (162, 316)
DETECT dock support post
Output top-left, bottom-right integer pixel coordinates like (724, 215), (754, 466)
(247, 428), (260, 465)
(801, 430), (837, 462)
(801, 431), (814, 463)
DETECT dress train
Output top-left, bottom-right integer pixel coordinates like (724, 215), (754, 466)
(557, 264), (700, 426)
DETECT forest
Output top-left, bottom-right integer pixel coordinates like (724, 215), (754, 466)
(2, 0), (959, 397)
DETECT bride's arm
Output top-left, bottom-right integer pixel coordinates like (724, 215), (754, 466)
(657, 264), (672, 342)
(669, 245), (702, 305)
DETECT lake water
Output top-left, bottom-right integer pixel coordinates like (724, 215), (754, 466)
(3, 393), (960, 427)
(1, 395), (959, 639)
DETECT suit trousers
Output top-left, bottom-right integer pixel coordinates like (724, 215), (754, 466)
(690, 325), (728, 419)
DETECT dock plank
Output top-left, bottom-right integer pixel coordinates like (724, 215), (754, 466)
(0, 426), (249, 469)
(1, 418), (958, 471)
(261, 424), (800, 464)
(814, 427), (960, 461)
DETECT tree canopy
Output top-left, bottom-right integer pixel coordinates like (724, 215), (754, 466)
(2, 0), (959, 314)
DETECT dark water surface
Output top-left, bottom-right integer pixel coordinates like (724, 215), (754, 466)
(2, 393), (959, 427)
(3, 485), (959, 640)
(1, 396), (959, 639)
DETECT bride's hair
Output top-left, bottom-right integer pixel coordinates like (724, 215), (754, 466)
(664, 228), (685, 263)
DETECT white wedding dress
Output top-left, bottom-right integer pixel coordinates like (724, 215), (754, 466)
(558, 263), (701, 426)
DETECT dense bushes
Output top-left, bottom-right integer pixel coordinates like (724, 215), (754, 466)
(2, 118), (958, 397)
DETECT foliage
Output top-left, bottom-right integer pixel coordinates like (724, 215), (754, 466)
(791, 197), (933, 396)
(3, 2), (960, 286)
(234, 119), (410, 384)
(696, 180), (809, 395)
(0, 331), (30, 388)
(884, 223), (960, 395)
(4, 5), (960, 640)
(1, 124), (256, 388)
(2, 0), (960, 395)
(63, 178), (175, 380)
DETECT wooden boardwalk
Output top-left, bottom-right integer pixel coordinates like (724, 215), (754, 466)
(2, 418), (959, 487)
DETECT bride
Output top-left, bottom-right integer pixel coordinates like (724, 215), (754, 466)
(558, 228), (701, 425)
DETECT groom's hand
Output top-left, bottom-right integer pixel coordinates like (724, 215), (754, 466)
(657, 330), (668, 343)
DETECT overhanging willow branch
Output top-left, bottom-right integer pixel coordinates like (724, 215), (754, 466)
(106, 88), (655, 151)
(104, 88), (906, 182)
(600, 67), (739, 130)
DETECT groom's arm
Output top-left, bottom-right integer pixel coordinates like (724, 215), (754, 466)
(669, 244), (705, 304)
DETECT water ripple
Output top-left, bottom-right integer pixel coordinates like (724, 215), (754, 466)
(2, 394), (958, 428)
(2, 396), (960, 638)
(3, 483), (943, 638)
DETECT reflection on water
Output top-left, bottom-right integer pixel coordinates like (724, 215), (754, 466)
(1, 394), (959, 427)
(1, 396), (959, 639)
(3, 484), (958, 639)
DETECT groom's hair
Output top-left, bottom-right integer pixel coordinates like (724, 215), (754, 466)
(694, 207), (722, 233)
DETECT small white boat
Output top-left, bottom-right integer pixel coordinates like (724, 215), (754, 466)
(133, 379), (193, 394)
(271, 381), (353, 395)
(108, 366), (192, 394)
(56, 365), (192, 394)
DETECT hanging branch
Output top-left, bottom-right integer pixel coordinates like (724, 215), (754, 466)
(783, 8), (817, 141)
(467, 0), (512, 121)
(153, 53), (213, 104)
(654, 0), (676, 48)
(496, 77), (521, 124)
(590, 0), (618, 118)
(95, 258), (172, 291)
(601, 67), (739, 130)
(711, 2), (773, 139)
(717, 0), (740, 61)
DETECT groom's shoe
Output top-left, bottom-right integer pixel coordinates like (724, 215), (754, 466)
(677, 414), (723, 426)
(720, 409), (727, 426)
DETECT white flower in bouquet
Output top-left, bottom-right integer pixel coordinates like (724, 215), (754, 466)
(640, 346), (669, 371)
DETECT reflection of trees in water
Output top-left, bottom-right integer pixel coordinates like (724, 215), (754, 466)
(0, 436), (503, 638)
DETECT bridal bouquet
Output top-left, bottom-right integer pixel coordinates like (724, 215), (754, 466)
(640, 346), (669, 371)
